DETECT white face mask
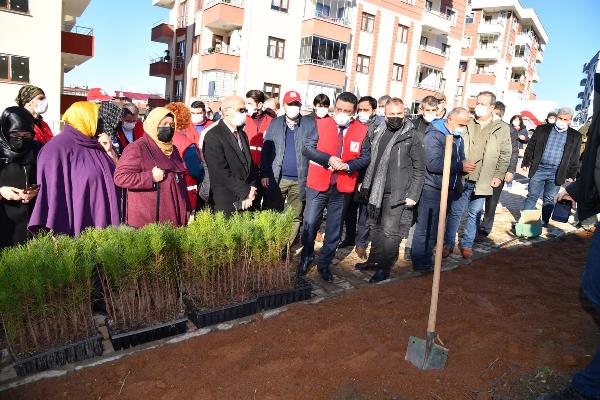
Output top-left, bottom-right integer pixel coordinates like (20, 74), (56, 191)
(377, 107), (386, 116)
(285, 105), (300, 119)
(334, 112), (352, 127)
(34, 99), (48, 114)
(555, 119), (569, 131)
(423, 112), (437, 123)
(451, 127), (465, 136)
(122, 121), (136, 131)
(315, 107), (329, 119)
(357, 111), (372, 124)
(474, 104), (490, 118)
(246, 104), (256, 116)
(191, 114), (205, 124)
(512, 120), (521, 127)
(233, 111), (247, 127)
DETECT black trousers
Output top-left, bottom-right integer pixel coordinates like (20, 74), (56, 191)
(367, 194), (409, 272)
(343, 200), (370, 247)
(479, 182), (504, 235)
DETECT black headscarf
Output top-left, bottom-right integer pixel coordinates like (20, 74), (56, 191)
(0, 106), (36, 165)
(99, 101), (122, 141)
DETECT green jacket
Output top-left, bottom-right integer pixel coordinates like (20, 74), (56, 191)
(463, 118), (512, 196)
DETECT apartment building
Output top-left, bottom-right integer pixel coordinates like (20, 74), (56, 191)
(150, 0), (469, 112)
(576, 50), (599, 125)
(0, 0), (94, 130)
(456, 0), (547, 110)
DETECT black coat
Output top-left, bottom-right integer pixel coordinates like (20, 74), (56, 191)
(522, 124), (581, 185)
(202, 119), (257, 215)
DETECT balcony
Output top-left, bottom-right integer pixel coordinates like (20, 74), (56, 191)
(578, 91), (585, 100)
(478, 22), (504, 35)
(509, 80), (525, 93)
(203, 0), (244, 31)
(536, 51), (544, 63)
(474, 46), (501, 60)
(417, 45), (447, 69)
(581, 78), (588, 86)
(176, 16), (187, 36)
(199, 49), (240, 73)
(297, 63), (345, 87)
(152, 0), (176, 9)
(515, 33), (533, 46)
(173, 55), (185, 74)
(61, 26), (94, 73)
(302, 12), (351, 43)
(149, 57), (172, 78)
(422, 7), (452, 34)
(532, 70), (540, 83)
(470, 73), (496, 84)
(151, 21), (174, 43)
(583, 63), (589, 73)
(512, 56), (528, 70)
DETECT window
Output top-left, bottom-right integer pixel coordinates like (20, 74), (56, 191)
(271, 0), (288, 12)
(174, 80), (183, 101)
(511, 72), (523, 82)
(465, 13), (474, 23)
(456, 85), (464, 96)
(176, 40), (185, 57)
(191, 78), (198, 97)
(398, 24), (409, 44)
(459, 61), (467, 72)
(415, 64), (444, 91)
(192, 35), (200, 54)
(0, 54), (29, 82)
(299, 36), (348, 70)
(476, 63), (494, 74)
(263, 82), (281, 99)
(361, 12), (374, 33)
(356, 54), (370, 74)
(514, 44), (526, 58)
(420, 36), (428, 47)
(425, 0), (432, 10)
(463, 36), (472, 48)
(208, 81), (216, 97)
(267, 36), (285, 59)
(0, 0), (29, 13)
(392, 64), (404, 81)
(446, 7), (456, 26)
(484, 15), (492, 24)
(314, 0), (349, 23)
(442, 43), (450, 56)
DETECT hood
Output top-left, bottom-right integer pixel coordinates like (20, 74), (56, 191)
(431, 119), (451, 136)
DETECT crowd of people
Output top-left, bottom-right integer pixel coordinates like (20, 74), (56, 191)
(0, 84), (583, 283)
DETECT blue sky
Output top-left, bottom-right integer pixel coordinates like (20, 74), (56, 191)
(66, 0), (600, 106)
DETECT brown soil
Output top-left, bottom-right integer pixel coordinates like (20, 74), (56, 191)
(4, 232), (598, 400)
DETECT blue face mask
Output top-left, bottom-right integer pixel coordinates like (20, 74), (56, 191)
(451, 127), (465, 136)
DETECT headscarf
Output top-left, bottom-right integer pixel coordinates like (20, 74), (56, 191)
(0, 106), (36, 164)
(15, 85), (45, 107)
(63, 101), (100, 138)
(99, 101), (121, 140)
(143, 107), (175, 157)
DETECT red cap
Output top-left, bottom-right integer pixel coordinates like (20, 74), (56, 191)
(283, 90), (302, 105)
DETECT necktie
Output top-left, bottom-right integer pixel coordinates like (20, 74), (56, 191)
(232, 129), (242, 150)
(330, 127), (344, 185)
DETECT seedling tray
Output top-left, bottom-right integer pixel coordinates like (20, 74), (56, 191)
(108, 316), (188, 351)
(256, 278), (313, 310)
(185, 298), (258, 328)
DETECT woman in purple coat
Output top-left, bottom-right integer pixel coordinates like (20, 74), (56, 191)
(114, 107), (190, 228)
(28, 101), (120, 236)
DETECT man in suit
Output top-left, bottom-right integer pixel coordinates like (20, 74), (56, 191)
(202, 96), (257, 216)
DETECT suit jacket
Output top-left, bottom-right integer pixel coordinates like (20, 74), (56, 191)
(522, 124), (581, 186)
(202, 119), (257, 215)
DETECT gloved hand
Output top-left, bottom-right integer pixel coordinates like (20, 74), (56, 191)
(358, 185), (370, 203)
(367, 204), (381, 220)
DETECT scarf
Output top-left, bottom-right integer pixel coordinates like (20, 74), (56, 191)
(362, 119), (414, 218)
(15, 85), (44, 107)
(143, 107), (175, 157)
(0, 106), (36, 165)
(63, 101), (100, 137)
(99, 101), (122, 140)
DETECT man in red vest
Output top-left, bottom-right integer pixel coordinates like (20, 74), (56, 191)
(115, 103), (144, 156)
(244, 89), (273, 210)
(299, 92), (371, 282)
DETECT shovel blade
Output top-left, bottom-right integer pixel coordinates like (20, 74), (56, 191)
(405, 335), (448, 370)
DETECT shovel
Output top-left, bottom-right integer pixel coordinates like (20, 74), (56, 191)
(405, 133), (453, 370)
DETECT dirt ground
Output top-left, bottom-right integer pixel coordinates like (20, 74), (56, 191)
(3, 231), (598, 400)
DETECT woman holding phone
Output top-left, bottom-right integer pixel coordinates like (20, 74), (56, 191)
(0, 106), (42, 248)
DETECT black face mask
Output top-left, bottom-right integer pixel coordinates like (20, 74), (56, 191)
(8, 137), (34, 152)
(157, 126), (175, 142)
(386, 117), (404, 132)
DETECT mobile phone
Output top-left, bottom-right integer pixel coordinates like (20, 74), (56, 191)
(23, 184), (40, 194)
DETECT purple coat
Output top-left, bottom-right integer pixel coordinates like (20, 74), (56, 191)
(114, 133), (190, 228)
(28, 125), (120, 236)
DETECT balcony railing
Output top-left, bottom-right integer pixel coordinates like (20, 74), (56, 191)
(424, 6), (451, 20)
(299, 58), (346, 70)
(414, 81), (443, 91)
(305, 9), (351, 27)
(205, 0), (244, 8)
(201, 46), (240, 56)
(174, 56), (184, 70)
(419, 44), (448, 57)
(176, 16), (187, 29)
(63, 25), (94, 35)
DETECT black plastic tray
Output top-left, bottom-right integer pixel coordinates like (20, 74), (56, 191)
(13, 334), (103, 377)
(186, 298), (258, 328)
(108, 316), (188, 351)
(256, 278), (313, 310)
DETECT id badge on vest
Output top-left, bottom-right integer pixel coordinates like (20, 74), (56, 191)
(349, 141), (360, 153)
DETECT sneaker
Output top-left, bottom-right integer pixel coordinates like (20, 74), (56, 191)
(537, 386), (595, 400)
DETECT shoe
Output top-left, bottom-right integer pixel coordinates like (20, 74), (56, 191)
(460, 247), (473, 259)
(297, 258), (313, 276)
(338, 238), (355, 248)
(355, 246), (368, 260)
(318, 267), (334, 283)
(404, 247), (412, 261)
(477, 228), (490, 237)
(315, 231), (324, 242)
(537, 386), (594, 400)
(369, 269), (389, 283)
(355, 261), (379, 271)
(442, 245), (453, 258)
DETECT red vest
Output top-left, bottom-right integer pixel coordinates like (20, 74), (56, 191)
(307, 117), (368, 193)
(117, 120), (144, 151)
(33, 119), (53, 144)
(173, 130), (200, 210)
(244, 113), (273, 167)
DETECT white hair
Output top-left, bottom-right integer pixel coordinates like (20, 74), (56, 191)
(557, 107), (574, 117)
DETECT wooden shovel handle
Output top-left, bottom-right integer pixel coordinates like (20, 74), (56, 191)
(427, 134), (454, 333)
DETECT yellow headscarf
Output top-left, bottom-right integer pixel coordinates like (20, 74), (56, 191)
(143, 107), (175, 157)
(63, 101), (100, 137)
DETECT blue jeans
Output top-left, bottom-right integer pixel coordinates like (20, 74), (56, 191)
(301, 186), (350, 270)
(571, 226), (600, 398)
(523, 164), (561, 225)
(412, 189), (456, 269)
(444, 181), (486, 249)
